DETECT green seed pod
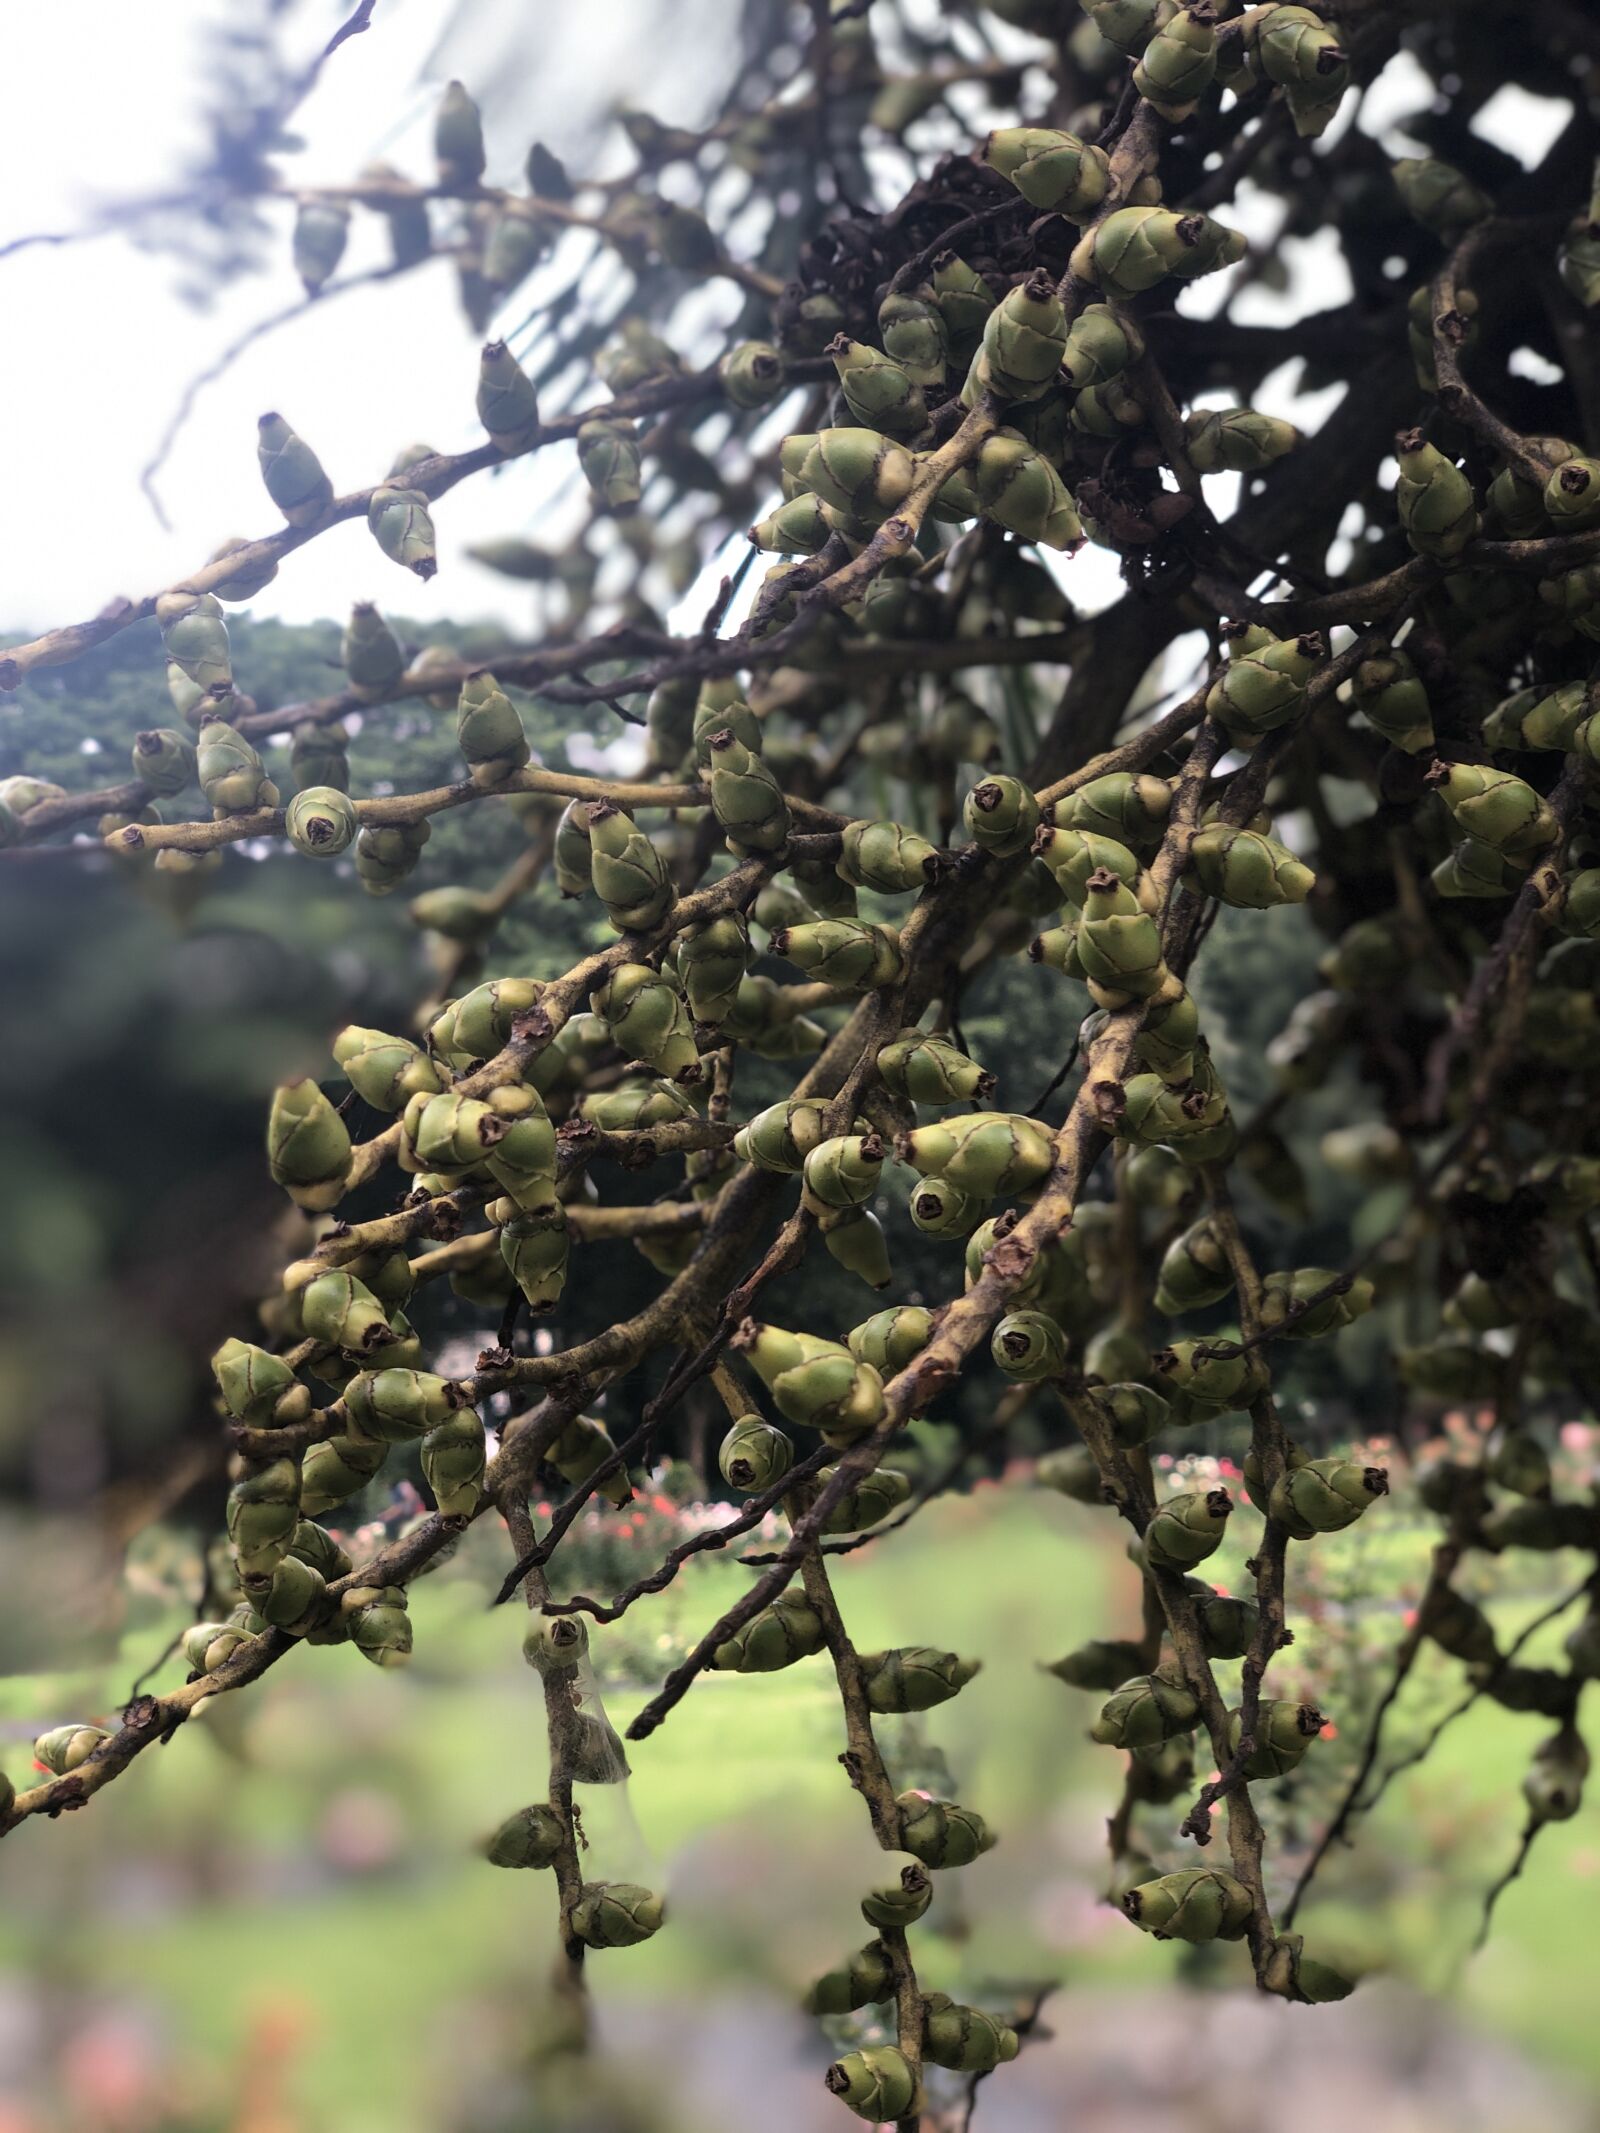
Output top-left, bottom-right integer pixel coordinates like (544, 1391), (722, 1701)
(577, 417), (643, 512)
(787, 848), (860, 918)
(1392, 155), (1492, 241)
(1153, 1217), (1235, 1315)
(930, 254), (995, 361)
(805, 1940), (893, 2016)
(712, 1589), (826, 1672)
(356, 818), (432, 896)
(861, 1864), (932, 1929)
(421, 1409), (487, 1517)
(226, 1458), (301, 1578)
(257, 411), (332, 527)
(182, 1621), (253, 1675)
(592, 962), (702, 1083)
(1259, 1267), (1374, 1338)
(982, 127), (1112, 218)
(846, 1307), (935, 1377)
(803, 1464), (907, 1540)
(964, 774), (1042, 858)
(1427, 759), (1555, 857)
(433, 79), (485, 184)
(482, 200), (548, 291)
(334, 604), (403, 705)
(676, 912), (751, 1025)
(286, 785), (357, 859)
(130, 726), (196, 797)
(1197, 1591), (1259, 1661)
(1123, 1865), (1252, 1941)
(1035, 1444), (1106, 1504)
(1082, 0), (1175, 53)
(346, 1368), (461, 1442)
(801, 1133), (885, 1214)
(1075, 869), (1169, 997)
(821, 1202), (891, 1291)
(587, 799), (675, 931)
(826, 2046), (917, 2123)
(456, 672), (531, 791)
(858, 1648), (980, 1715)
(829, 335), (927, 438)
(1543, 453), (1600, 528)
(545, 1414), (632, 1507)
(838, 819), (942, 894)
(206, 534), (278, 603)
(196, 715), (274, 814)
(1046, 1638), (1149, 1690)
(797, 427), (917, 522)
(1348, 646), (1434, 753)
(769, 917), (903, 989)
(1062, 771), (1171, 849)
(1070, 205), (1245, 298)
(300, 1270), (395, 1357)
(965, 430), (1083, 547)
(1092, 1381), (1172, 1449)
(476, 340), (542, 453)
(212, 1338), (301, 1426)
(267, 1079), (351, 1211)
(733, 1321), (886, 1439)
(897, 1112), (1055, 1198)
(1395, 430), (1479, 558)
(1091, 1670), (1200, 1750)
(1488, 679), (1588, 752)
(549, 797), (595, 896)
(1069, 379), (1148, 440)
(500, 1208), (571, 1313)
(1206, 625), (1324, 740)
(908, 1173), (987, 1237)
(878, 288), (948, 386)
(923, 1996), (1018, 2074)
(735, 1098), (836, 1174)
(991, 1309), (1067, 1381)
(287, 1519), (351, 1582)
(1132, 989), (1202, 1084)
(157, 589), (233, 695)
(1034, 825), (1145, 907)
(1487, 1424), (1551, 1498)
(877, 1027), (994, 1104)
(692, 682), (762, 767)
(979, 270), (1070, 403)
(340, 1582), (413, 1667)
(1184, 406), (1300, 473)
(33, 1724), (111, 1776)
(719, 339), (786, 408)
(290, 721), (349, 795)
(483, 1802), (565, 1869)
(244, 1553), (328, 1635)
(896, 1790), (995, 1868)
(1523, 1725), (1590, 1823)
(1269, 1456), (1387, 1537)
(706, 726), (790, 854)
(1133, 4), (1218, 121)
(367, 484), (437, 577)
(1143, 1486), (1232, 1571)
(1061, 302), (1143, 390)
(718, 1415), (794, 1492)
(299, 1432), (386, 1514)
(1227, 1698), (1324, 1779)
(449, 976), (546, 1064)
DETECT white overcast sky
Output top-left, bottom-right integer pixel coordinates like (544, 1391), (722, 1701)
(0, 4), (1572, 645)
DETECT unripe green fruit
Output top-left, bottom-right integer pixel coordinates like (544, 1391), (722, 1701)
(457, 673), (530, 790)
(711, 1590), (825, 1672)
(1143, 1487), (1232, 1571)
(226, 1459), (301, 1578)
(924, 1995), (1019, 2073)
(212, 1338), (303, 1427)
(286, 785), (357, 858)
(813, 1465), (912, 1533)
(801, 1132), (885, 1214)
(963, 773), (1041, 857)
(846, 1306), (935, 1375)
(720, 339), (786, 408)
(908, 1173), (987, 1237)
(991, 1309), (1067, 1381)
(592, 962), (702, 1083)
(733, 1321), (886, 1439)
(571, 1880), (664, 1947)
(1092, 1670), (1200, 1750)
(1225, 1697), (1323, 1778)
(345, 1368), (461, 1442)
(300, 1432), (387, 1514)
(183, 1621), (253, 1675)
(130, 727), (196, 796)
(859, 1647), (981, 1713)
(421, 1409), (487, 1517)
(1047, 1638), (1149, 1690)
(805, 1940), (893, 2015)
(769, 917), (902, 989)
(355, 819), (430, 895)
(718, 1416), (794, 1491)
(300, 1269), (394, 1356)
(897, 1112), (1055, 1198)
(877, 1027), (994, 1104)
(33, 1724), (111, 1776)
(838, 818), (941, 893)
(483, 1802), (565, 1869)
(341, 1583), (412, 1666)
(1184, 406), (1299, 472)
(587, 799), (674, 931)
(500, 1209), (571, 1313)
(1123, 1866), (1252, 1941)
(1133, 3), (1218, 121)
(1395, 430), (1479, 557)
(368, 485), (437, 577)
(1085, 1381), (1165, 1449)
(257, 411), (333, 526)
(578, 418), (643, 511)
(896, 1790), (995, 1868)
(826, 2046), (917, 2122)
(197, 715), (275, 814)
(1070, 205), (1245, 298)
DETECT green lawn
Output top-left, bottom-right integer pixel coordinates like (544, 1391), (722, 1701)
(1, 1488), (1595, 2129)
